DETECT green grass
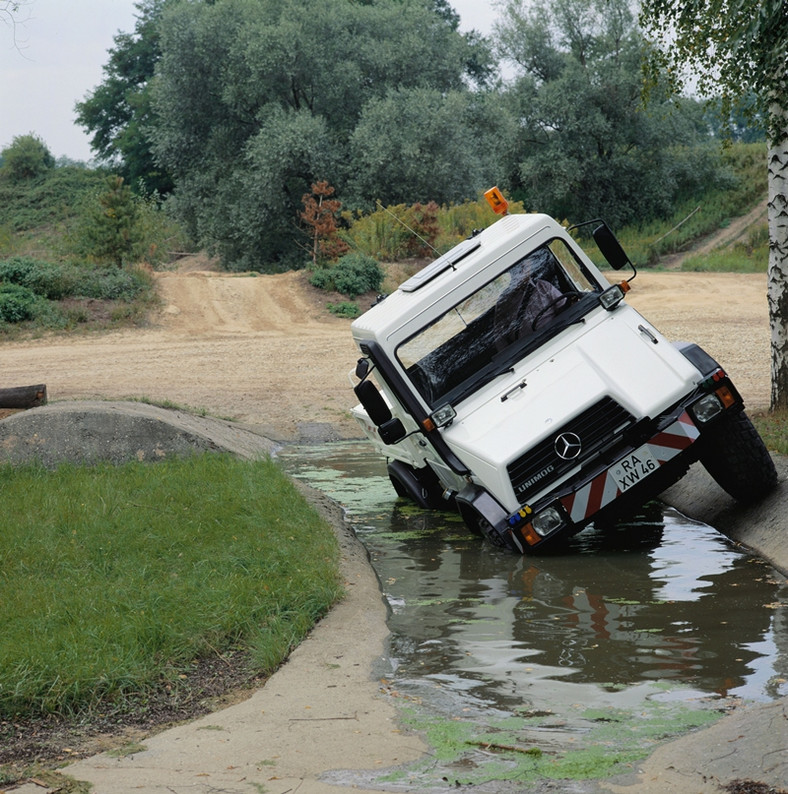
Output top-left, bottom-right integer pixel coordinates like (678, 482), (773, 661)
(0, 454), (342, 718)
(752, 410), (788, 455)
(680, 221), (769, 272)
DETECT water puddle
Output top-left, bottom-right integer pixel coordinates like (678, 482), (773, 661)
(277, 442), (788, 790)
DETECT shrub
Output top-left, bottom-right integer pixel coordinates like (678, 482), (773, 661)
(0, 135), (55, 184)
(0, 257), (152, 301)
(72, 263), (153, 301)
(0, 257), (78, 300)
(310, 252), (382, 298)
(327, 301), (361, 318)
(343, 195), (526, 261)
(0, 283), (41, 323)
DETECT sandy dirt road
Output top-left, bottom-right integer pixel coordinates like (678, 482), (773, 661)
(0, 268), (773, 440)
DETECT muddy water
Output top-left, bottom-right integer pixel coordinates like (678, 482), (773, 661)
(278, 442), (788, 789)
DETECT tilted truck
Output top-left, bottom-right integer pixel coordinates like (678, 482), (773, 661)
(349, 189), (777, 553)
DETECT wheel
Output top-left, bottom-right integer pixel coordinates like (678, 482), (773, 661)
(387, 460), (446, 510)
(697, 410), (778, 503)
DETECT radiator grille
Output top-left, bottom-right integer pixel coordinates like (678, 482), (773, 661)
(508, 397), (634, 500)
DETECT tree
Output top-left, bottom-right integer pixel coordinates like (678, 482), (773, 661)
(639, 0), (788, 410)
(0, 0), (30, 46)
(349, 88), (500, 206)
(301, 181), (348, 266)
(0, 134), (55, 183)
(74, 175), (143, 268)
(75, 0), (173, 195)
(149, 0), (497, 270)
(494, 0), (729, 228)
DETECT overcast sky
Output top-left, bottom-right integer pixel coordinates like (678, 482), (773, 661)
(0, 0), (502, 163)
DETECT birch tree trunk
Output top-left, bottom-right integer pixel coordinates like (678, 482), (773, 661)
(767, 124), (788, 411)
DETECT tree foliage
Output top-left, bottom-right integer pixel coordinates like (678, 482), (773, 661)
(495, 0), (730, 227)
(149, 0), (499, 270)
(301, 181), (348, 266)
(75, 0), (173, 195)
(0, 135), (55, 183)
(640, 0), (787, 139)
(639, 0), (788, 410)
(70, 0), (756, 275)
(71, 175), (144, 268)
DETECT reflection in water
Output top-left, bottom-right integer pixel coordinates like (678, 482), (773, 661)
(278, 442), (788, 784)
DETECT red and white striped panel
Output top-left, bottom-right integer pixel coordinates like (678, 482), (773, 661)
(560, 411), (700, 524)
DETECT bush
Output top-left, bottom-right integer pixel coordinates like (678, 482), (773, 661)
(72, 263), (153, 301)
(327, 301), (361, 318)
(310, 252), (382, 298)
(343, 195), (526, 261)
(0, 135), (55, 184)
(0, 257), (152, 301)
(0, 283), (41, 323)
(0, 257), (78, 300)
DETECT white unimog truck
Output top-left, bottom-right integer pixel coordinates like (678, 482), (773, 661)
(349, 189), (777, 553)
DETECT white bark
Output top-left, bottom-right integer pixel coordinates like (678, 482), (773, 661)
(767, 125), (788, 411)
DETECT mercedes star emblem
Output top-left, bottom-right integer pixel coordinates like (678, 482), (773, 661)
(554, 432), (582, 460)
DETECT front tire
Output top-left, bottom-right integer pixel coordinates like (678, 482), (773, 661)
(697, 410), (778, 502)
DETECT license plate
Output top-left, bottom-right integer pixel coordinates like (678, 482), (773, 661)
(610, 446), (659, 493)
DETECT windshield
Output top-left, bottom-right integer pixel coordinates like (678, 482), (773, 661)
(397, 238), (600, 408)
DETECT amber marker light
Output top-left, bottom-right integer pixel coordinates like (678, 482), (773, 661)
(715, 385), (737, 409)
(484, 186), (509, 216)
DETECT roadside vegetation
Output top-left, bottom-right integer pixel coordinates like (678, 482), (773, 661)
(752, 411), (788, 456)
(0, 454), (341, 781)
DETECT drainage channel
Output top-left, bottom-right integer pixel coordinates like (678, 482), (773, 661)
(278, 441), (788, 791)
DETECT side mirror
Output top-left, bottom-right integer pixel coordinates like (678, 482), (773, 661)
(593, 224), (630, 271)
(355, 358), (371, 379)
(354, 381), (407, 445)
(354, 379), (392, 426)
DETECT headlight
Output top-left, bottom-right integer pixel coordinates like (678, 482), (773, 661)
(531, 506), (565, 537)
(692, 393), (723, 424)
(431, 403), (456, 428)
(599, 283), (627, 310)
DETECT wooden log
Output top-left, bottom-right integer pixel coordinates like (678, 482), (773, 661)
(0, 384), (47, 409)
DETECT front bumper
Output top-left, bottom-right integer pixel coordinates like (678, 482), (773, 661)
(496, 409), (700, 551)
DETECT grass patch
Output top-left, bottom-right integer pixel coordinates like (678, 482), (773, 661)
(751, 410), (788, 456)
(680, 222), (769, 272)
(0, 454), (342, 719)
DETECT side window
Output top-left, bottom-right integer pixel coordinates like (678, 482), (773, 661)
(548, 238), (598, 293)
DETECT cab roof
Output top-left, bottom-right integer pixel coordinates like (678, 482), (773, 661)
(351, 213), (561, 347)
